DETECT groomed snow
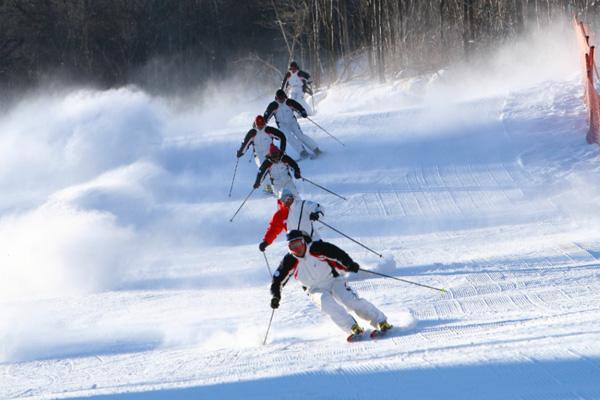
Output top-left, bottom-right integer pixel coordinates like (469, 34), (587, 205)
(1, 21), (600, 399)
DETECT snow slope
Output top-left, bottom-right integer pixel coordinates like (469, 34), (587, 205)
(2, 22), (600, 399)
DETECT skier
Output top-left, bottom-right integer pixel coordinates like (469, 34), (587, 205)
(281, 61), (313, 114)
(237, 115), (287, 193)
(264, 89), (321, 160)
(269, 229), (393, 341)
(258, 188), (323, 253)
(237, 115), (287, 166)
(253, 144), (301, 198)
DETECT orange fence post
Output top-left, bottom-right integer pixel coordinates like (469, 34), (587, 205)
(574, 16), (600, 146)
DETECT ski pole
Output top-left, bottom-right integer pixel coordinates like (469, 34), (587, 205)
(263, 309), (275, 345)
(318, 220), (383, 258)
(359, 268), (447, 293)
(301, 177), (347, 201)
(229, 188), (255, 222)
(305, 116), (345, 147)
(228, 157), (240, 198)
(262, 252), (273, 276)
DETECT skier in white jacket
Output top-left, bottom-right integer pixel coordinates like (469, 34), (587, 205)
(253, 144), (301, 198)
(281, 61), (313, 115)
(237, 115), (287, 194)
(264, 89), (321, 160)
(270, 229), (393, 341)
(237, 115), (287, 168)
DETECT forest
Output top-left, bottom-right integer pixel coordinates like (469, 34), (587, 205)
(0, 0), (599, 94)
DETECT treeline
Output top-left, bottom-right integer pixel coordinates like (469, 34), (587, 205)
(0, 0), (598, 93)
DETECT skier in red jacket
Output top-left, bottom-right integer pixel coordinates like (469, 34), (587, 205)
(258, 188), (323, 252)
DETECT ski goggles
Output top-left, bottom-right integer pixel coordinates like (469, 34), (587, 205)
(288, 238), (306, 256)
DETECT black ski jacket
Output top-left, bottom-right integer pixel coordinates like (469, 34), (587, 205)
(238, 126), (287, 155)
(281, 70), (312, 93)
(263, 99), (307, 126)
(270, 240), (357, 299)
(253, 155), (301, 188)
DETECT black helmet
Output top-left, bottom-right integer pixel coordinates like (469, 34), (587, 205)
(275, 89), (287, 100)
(289, 61), (299, 69)
(286, 229), (311, 243)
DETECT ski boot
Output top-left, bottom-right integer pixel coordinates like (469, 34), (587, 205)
(346, 323), (365, 342)
(370, 320), (393, 339)
(263, 184), (274, 195)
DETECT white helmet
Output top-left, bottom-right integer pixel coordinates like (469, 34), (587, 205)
(279, 188), (295, 202)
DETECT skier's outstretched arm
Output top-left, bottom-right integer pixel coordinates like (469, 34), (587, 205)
(264, 102), (278, 123)
(266, 126), (287, 154)
(286, 99), (307, 117)
(254, 160), (272, 188)
(237, 129), (256, 157)
(282, 155), (301, 179)
(299, 70), (311, 80)
(262, 208), (287, 247)
(270, 254), (298, 308)
(310, 241), (359, 272)
(280, 72), (291, 90)
(304, 201), (324, 221)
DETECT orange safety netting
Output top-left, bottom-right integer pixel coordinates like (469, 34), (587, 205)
(574, 17), (600, 145)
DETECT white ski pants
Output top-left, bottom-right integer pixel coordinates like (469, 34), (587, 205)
(269, 175), (299, 199)
(279, 120), (319, 156)
(308, 278), (386, 332)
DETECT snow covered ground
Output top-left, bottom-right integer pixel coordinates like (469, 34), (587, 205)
(2, 22), (600, 399)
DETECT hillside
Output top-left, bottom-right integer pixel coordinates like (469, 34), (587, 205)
(1, 24), (600, 400)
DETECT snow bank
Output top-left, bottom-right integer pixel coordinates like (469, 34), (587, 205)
(0, 204), (135, 300)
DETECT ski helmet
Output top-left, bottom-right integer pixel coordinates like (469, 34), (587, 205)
(279, 188), (295, 202)
(254, 115), (266, 129)
(275, 89), (287, 101)
(286, 229), (311, 244)
(267, 143), (282, 161)
(289, 61), (299, 70)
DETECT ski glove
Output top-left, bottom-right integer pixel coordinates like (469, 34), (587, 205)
(348, 262), (360, 273)
(259, 241), (269, 252)
(253, 182), (260, 189)
(309, 211), (322, 221)
(300, 110), (308, 118)
(236, 149), (244, 158)
(294, 172), (301, 179)
(270, 296), (280, 309)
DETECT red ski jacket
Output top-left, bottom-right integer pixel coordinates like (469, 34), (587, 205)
(262, 200), (289, 245)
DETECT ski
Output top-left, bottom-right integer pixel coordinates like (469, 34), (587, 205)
(370, 325), (395, 339)
(346, 332), (367, 342)
(347, 328), (393, 342)
(369, 329), (387, 339)
(347, 331), (386, 342)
